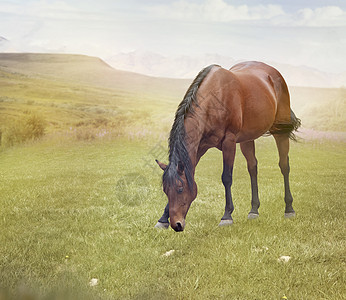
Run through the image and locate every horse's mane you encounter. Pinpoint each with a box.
[163,64,219,191]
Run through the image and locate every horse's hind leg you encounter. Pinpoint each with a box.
[274,134,295,217]
[240,141,260,219]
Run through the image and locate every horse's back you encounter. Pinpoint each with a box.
[231,61,292,125]
[194,62,293,144]
[230,61,281,80]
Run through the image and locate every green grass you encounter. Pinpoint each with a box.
[0,53,345,299]
[0,138,345,299]
[0,67,174,135]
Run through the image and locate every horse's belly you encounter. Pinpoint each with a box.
[236,94,276,142]
[235,131,267,143]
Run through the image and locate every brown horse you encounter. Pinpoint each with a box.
[155,61,301,232]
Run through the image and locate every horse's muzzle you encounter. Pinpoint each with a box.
[172,221,184,232]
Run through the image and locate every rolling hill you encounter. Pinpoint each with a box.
[0,53,192,141]
[0,53,345,146]
[0,53,189,97]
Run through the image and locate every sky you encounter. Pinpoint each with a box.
[0,0,346,73]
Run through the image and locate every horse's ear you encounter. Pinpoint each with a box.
[156,159,167,171]
[177,161,184,175]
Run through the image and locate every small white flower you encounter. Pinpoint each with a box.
[162,250,175,257]
[253,246,269,253]
[89,278,99,287]
[278,255,291,263]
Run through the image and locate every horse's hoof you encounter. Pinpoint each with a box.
[154,222,169,229]
[248,213,259,219]
[284,212,296,218]
[218,219,233,227]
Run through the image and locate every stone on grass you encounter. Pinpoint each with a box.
[89,278,99,287]
[278,255,291,263]
[162,250,175,257]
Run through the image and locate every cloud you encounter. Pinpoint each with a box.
[0,0,104,21]
[0,1,345,73]
[148,0,346,27]
[149,0,284,22]
[296,6,346,27]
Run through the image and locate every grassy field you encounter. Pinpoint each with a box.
[0,54,345,299]
[0,137,345,299]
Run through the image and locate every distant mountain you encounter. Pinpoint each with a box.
[106,51,237,79]
[269,62,346,89]
[0,36,9,52]
[0,36,8,43]
[106,51,346,88]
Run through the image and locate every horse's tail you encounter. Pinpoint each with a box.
[269,109,301,141]
[267,73,301,141]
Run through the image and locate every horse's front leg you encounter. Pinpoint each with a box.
[219,140,236,226]
[154,202,170,229]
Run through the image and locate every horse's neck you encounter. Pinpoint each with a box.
[184,116,208,171]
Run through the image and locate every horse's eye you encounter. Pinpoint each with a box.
[177,187,184,194]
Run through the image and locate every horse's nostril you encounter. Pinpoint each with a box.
[174,222,183,232]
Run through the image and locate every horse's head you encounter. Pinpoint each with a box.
[156,160,197,231]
